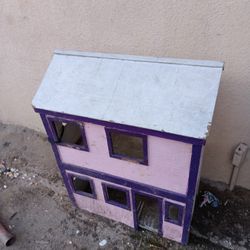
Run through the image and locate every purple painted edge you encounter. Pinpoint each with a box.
[158,197,163,236]
[101,182,131,210]
[67,173,97,199]
[164,201,184,226]
[40,114,77,207]
[131,189,163,236]
[34,108,205,145]
[187,145,203,198]
[131,190,138,230]
[181,144,202,244]
[104,127,148,165]
[181,199,193,245]
[46,115,89,152]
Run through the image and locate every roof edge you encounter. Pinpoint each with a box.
[54,49,224,69]
[33,107,206,146]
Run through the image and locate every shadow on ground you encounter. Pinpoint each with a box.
[0,123,249,249]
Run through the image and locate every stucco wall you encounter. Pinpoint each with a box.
[0,1,250,189]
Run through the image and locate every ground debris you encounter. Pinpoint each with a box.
[36,240,49,244]
[99,239,107,247]
[193,181,250,250]
[9,212,17,220]
[0,160,20,179]
[200,191,220,208]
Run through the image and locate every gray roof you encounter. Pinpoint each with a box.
[32,50,223,139]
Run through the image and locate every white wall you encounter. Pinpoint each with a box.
[0,1,250,188]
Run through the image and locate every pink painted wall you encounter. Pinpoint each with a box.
[58,122,192,194]
[66,170,185,242]
[162,198,185,242]
[66,170,134,228]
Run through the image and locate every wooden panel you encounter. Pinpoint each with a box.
[58,122,192,194]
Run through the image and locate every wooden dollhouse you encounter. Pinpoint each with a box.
[32,50,223,244]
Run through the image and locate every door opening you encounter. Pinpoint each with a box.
[135,193,161,233]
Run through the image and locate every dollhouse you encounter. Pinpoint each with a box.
[32,50,223,244]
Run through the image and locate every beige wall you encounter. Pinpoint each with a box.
[0,1,250,189]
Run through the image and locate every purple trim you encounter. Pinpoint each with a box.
[62,163,187,203]
[46,115,89,152]
[39,114,77,207]
[181,199,193,245]
[164,201,184,226]
[67,173,96,199]
[34,108,205,145]
[105,127,148,165]
[158,197,163,236]
[131,191,138,230]
[101,183,131,210]
[132,190,163,236]
[187,145,202,198]
[181,144,202,244]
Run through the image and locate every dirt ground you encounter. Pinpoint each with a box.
[0,123,249,250]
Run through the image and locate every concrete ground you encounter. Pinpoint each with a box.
[0,123,249,250]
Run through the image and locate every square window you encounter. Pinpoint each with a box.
[165,201,184,226]
[48,117,88,151]
[105,128,148,165]
[70,175,96,198]
[168,205,179,221]
[107,186,127,205]
[53,121,83,145]
[102,183,131,210]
